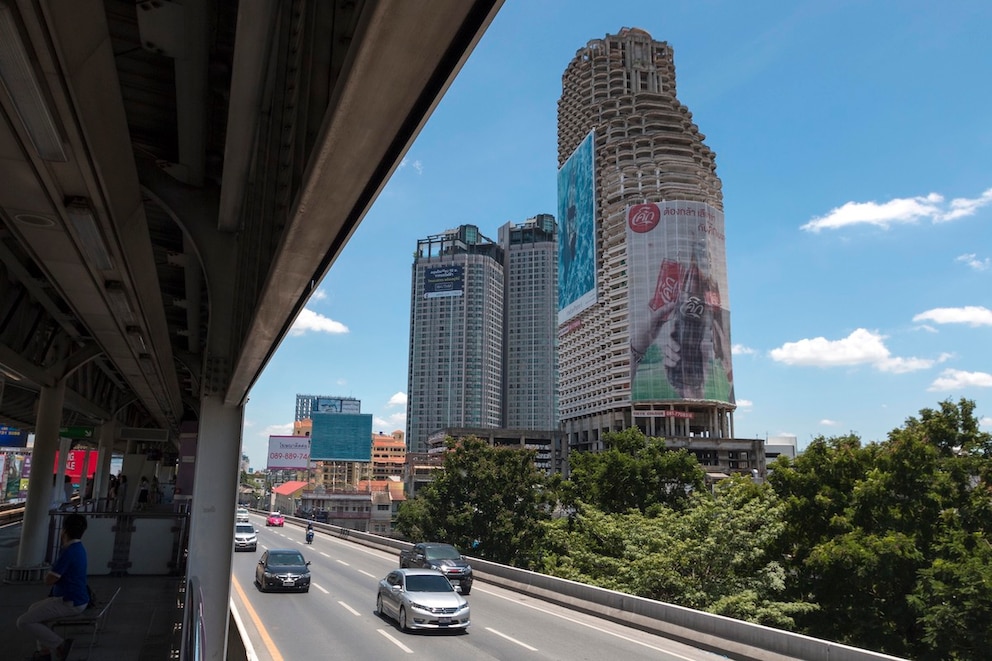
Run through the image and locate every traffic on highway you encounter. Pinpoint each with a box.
[230,512,727,660]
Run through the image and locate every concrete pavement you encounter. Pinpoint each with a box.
[1,523,184,660]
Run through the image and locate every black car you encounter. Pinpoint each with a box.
[255,549,311,593]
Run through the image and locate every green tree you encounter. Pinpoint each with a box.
[540,476,814,628]
[394,436,552,565]
[769,399,992,657]
[566,427,705,514]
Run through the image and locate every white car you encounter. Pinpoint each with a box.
[234,523,257,552]
[375,568,470,632]
[236,507,250,523]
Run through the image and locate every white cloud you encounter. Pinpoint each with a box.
[732,344,756,355]
[769,328,936,373]
[735,399,753,411]
[913,306,992,328]
[800,187,992,232]
[940,188,992,222]
[289,308,349,336]
[412,160,424,175]
[955,253,991,271]
[373,412,406,434]
[980,416,992,430]
[387,392,407,407]
[927,369,992,392]
[820,419,839,426]
[310,289,328,301]
[260,422,293,437]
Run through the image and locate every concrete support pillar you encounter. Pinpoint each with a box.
[17,381,66,566]
[94,421,115,500]
[185,394,242,661]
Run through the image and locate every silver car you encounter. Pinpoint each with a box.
[375,568,470,632]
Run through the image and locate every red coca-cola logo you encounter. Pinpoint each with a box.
[628,203,661,233]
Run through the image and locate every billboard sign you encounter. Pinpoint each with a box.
[424,265,464,299]
[316,398,361,414]
[266,436,310,470]
[0,426,26,447]
[54,450,99,481]
[627,201,734,405]
[310,413,373,462]
[557,130,597,323]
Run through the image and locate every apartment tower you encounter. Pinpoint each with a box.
[498,214,558,431]
[407,225,504,453]
[557,28,737,454]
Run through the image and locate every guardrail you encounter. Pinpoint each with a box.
[281,514,906,661]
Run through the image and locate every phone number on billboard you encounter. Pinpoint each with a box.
[269,452,307,460]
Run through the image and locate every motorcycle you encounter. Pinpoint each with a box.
[305,528,314,544]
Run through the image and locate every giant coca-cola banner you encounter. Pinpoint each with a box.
[626,201,734,404]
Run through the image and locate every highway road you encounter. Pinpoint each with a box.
[230,514,729,661]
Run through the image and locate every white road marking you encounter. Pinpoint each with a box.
[336,559,350,566]
[485,627,538,651]
[477,587,699,659]
[321,552,331,558]
[359,570,376,578]
[377,629,414,653]
[313,583,329,594]
[338,601,361,616]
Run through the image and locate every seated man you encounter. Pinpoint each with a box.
[17,512,89,660]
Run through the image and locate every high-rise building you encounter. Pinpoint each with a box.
[557,28,739,461]
[406,219,560,455]
[406,225,505,453]
[498,214,559,431]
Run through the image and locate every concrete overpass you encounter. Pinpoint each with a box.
[0,0,502,658]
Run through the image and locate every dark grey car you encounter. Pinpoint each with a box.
[255,549,311,593]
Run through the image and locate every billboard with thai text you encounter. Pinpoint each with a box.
[626,201,734,405]
[557,130,597,323]
[424,265,464,299]
[266,436,311,470]
[316,397,361,414]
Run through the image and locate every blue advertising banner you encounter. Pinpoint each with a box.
[557,130,597,323]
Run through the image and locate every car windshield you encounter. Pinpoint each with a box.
[269,512,281,518]
[406,574,454,592]
[424,546,460,561]
[235,525,253,534]
[268,552,304,566]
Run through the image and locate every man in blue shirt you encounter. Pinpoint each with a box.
[17,512,89,660]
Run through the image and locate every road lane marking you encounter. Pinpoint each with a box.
[231,575,284,661]
[338,601,361,616]
[314,583,329,594]
[359,570,377,578]
[378,629,414,653]
[477,587,698,660]
[336,559,350,566]
[321,552,331,558]
[485,627,538,651]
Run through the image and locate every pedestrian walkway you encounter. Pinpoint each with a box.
[1,524,184,660]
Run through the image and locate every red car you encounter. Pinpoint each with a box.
[266,511,285,527]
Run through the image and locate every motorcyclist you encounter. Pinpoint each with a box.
[305,521,314,544]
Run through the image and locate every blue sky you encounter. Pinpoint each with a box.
[241,0,992,469]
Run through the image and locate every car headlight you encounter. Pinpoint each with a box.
[408,600,429,611]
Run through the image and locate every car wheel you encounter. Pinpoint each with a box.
[375,594,384,616]
[399,606,409,632]
[461,587,471,595]
[302,587,309,593]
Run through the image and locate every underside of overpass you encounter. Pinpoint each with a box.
[0,1,502,657]
[0,0,501,448]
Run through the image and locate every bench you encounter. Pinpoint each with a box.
[50,586,122,649]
